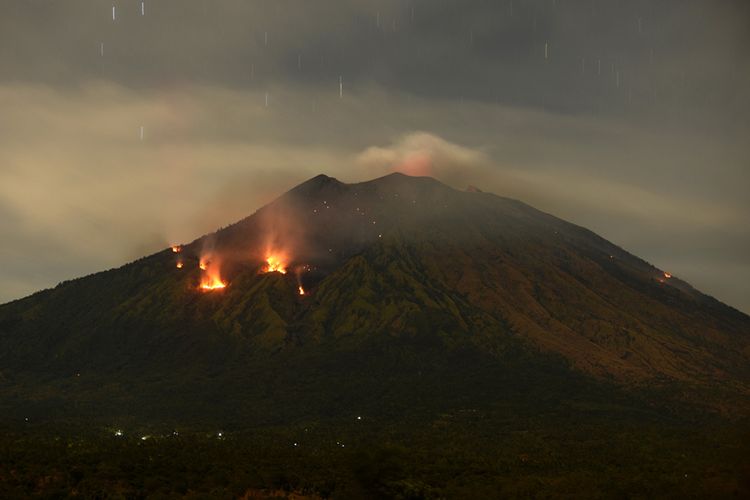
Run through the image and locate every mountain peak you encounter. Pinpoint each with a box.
[302,173,343,187]
[286,173,345,198]
[356,171,454,191]
[285,172,454,201]
[309,173,340,183]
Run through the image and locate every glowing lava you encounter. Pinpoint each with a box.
[262,254,288,274]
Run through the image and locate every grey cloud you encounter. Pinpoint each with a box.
[2,1,748,126]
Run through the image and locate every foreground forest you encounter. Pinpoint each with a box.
[2,408,749,498]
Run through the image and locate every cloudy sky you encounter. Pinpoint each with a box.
[1,0,748,313]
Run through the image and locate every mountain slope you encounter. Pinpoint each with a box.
[0,173,749,423]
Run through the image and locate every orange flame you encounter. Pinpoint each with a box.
[171,245,182,253]
[200,276,227,291]
[176,261,184,269]
[664,272,672,279]
[262,253,288,274]
[199,258,227,291]
[294,264,308,296]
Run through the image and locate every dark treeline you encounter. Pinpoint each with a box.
[1,416,748,499]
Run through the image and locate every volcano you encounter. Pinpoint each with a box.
[1,173,749,426]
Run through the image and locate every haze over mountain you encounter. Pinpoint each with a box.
[1,173,748,426]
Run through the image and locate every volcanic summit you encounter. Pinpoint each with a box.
[1,173,749,424]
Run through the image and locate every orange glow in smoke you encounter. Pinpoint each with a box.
[394,151,433,177]
[262,253,288,274]
[199,259,227,291]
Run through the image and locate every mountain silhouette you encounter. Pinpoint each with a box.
[1,173,748,425]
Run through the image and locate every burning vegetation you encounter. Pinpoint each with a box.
[262,253,288,274]
[198,256,227,291]
[175,201,312,295]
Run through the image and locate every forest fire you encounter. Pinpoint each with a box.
[294,264,309,296]
[200,276,226,291]
[176,261,183,269]
[198,258,226,291]
[664,272,672,279]
[262,254,287,274]
[171,245,181,253]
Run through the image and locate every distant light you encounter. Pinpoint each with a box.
[114,429,123,436]
[356,416,362,420]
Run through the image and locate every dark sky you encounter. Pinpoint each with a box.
[1,0,749,313]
